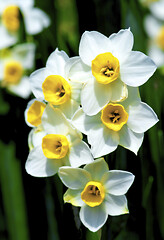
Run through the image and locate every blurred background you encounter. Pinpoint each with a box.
[0,0,164,239]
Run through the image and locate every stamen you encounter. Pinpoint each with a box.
[92,52,120,84]
[108,110,121,123]
[101,103,128,131]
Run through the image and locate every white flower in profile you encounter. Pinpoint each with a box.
[58,158,135,232]
[0,0,50,49]
[68,29,157,116]
[71,87,159,157]
[0,43,35,98]
[144,15,164,67]
[25,104,93,177]
[24,98,46,128]
[30,48,82,119]
[148,0,164,21]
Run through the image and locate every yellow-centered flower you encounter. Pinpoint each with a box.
[81,181,105,207]
[27,101,46,127]
[42,75,71,105]
[101,103,128,131]
[2,5,20,32]
[92,52,120,84]
[42,134,69,159]
[4,61,23,85]
[59,158,135,232]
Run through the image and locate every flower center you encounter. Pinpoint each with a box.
[92,52,120,84]
[101,103,128,131]
[42,75,71,105]
[81,181,105,207]
[42,134,69,159]
[27,101,46,127]
[2,5,20,32]
[4,61,23,85]
[156,26,164,50]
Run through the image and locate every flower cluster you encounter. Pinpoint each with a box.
[25,29,158,232]
[0,0,50,98]
[144,0,164,69]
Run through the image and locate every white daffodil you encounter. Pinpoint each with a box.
[30,48,82,119]
[0,0,50,49]
[144,15,164,67]
[0,43,35,98]
[68,29,156,116]
[148,0,164,21]
[25,104,93,177]
[71,87,159,157]
[59,158,134,232]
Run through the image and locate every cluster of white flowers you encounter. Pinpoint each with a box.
[25,29,158,232]
[0,0,50,98]
[144,0,164,68]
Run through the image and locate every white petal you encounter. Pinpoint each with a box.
[30,68,46,99]
[119,125,144,155]
[148,44,164,67]
[46,48,69,77]
[79,204,108,232]
[64,189,84,207]
[7,76,31,99]
[102,170,134,195]
[121,86,141,109]
[24,8,50,35]
[28,128,46,150]
[149,1,164,21]
[84,158,109,181]
[25,145,60,177]
[110,79,128,102]
[88,126,119,158]
[109,29,134,63]
[65,56,80,79]
[12,43,35,69]
[68,58,92,83]
[55,99,80,120]
[81,78,112,116]
[58,167,91,189]
[69,140,94,168]
[41,105,74,136]
[71,108,102,135]
[120,51,157,87]
[14,0,34,10]
[0,25,17,49]
[79,31,112,66]
[104,194,129,216]
[144,15,161,38]
[127,101,159,133]
[69,81,82,103]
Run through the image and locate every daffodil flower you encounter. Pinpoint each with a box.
[0,43,35,98]
[71,87,159,157]
[149,0,164,21]
[30,48,82,119]
[0,0,50,49]
[144,15,164,67]
[25,104,93,177]
[58,158,135,232]
[68,29,156,115]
